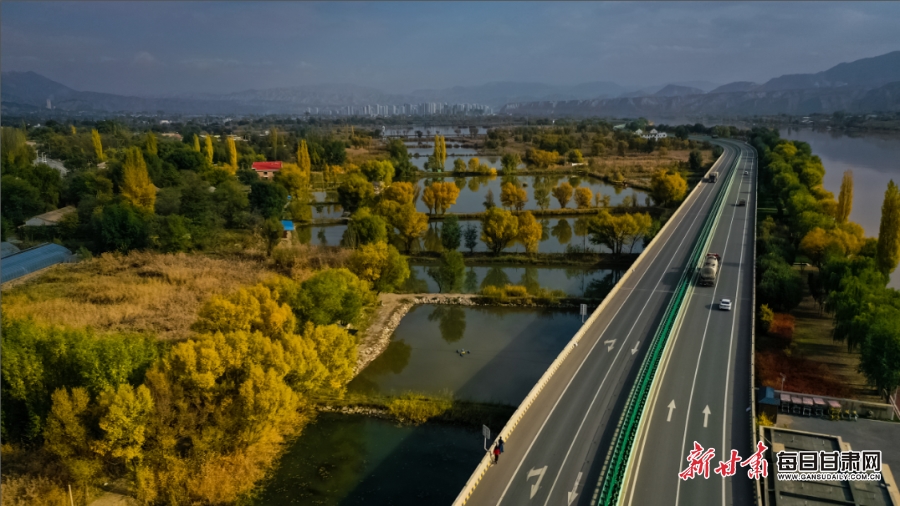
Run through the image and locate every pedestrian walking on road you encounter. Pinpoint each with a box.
[498,437,505,454]
[493,444,501,464]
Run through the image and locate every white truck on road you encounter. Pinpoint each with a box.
[699,253,720,286]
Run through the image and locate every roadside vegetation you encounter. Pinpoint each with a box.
[751,128,900,402]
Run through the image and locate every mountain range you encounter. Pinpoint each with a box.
[3,51,899,117]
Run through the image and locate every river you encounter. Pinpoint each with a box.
[783,129,900,288]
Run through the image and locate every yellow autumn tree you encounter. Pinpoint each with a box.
[836,169,853,224]
[421,182,460,215]
[92,129,105,162]
[225,136,238,174]
[297,140,311,178]
[277,163,308,197]
[121,147,156,212]
[552,182,574,208]
[500,182,528,211]
[146,132,158,157]
[574,187,593,209]
[382,182,416,205]
[481,207,519,255]
[517,211,543,253]
[204,135,214,165]
[193,134,201,152]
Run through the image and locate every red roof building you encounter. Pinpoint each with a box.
[252,161,282,180]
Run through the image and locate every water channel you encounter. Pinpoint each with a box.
[308,174,645,219]
[297,218,645,255]
[402,264,622,298]
[783,129,900,288]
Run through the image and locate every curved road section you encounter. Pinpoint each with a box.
[459,140,753,506]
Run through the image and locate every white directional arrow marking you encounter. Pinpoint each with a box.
[527,466,547,499]
[702,405,711,428]
[604,339,616,352]
[667,400,676,422]
[631,341,640,355]
[567,472,582,505]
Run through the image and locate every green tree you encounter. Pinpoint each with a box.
[0,176,44,226]
[836,169,854,224]
[481,207,518,255]
[262,217,283,256]
[249,181,289,219]
[337,174,374,213]
[121,147,156,212]
[688,150,703,172]
[153,214,192,252]
[757,255,804,312]
[95,202,149,252]
[441,215,461,251]
[427,250,465,293]
[453,158,467,173]
[347,207,388,247]
[859,309,900,400]
[501,152,521,173]
[297,268,372,325]
[463,223,478,253]
[360,159,396,185]
[876,180,900,275]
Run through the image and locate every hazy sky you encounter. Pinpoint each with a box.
[3,2,899,96]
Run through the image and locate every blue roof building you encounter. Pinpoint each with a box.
[1,243,75,284]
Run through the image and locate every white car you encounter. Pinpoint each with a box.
[719,298,732,311]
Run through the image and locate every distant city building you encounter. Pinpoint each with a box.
[252,161,282,180]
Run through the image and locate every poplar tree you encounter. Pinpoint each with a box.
[193,134,201,152]
[297,140,311,177]
[876,179,900,274]
[121,147,156,212]
[837,169,854,224]
[91,129,105,162]
[145,132,158,157]
[204,135,214,165]
[226,136,238,174]
[433,135,444,171]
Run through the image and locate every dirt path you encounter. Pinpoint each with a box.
[355,293,478,374]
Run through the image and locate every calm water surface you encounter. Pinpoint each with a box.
[784,129,900,288]
[252,413,482,506]
[348,305,583,405]
[403,264,622,298]
[297,219,644,255]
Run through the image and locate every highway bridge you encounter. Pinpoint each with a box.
[455,139,757,506]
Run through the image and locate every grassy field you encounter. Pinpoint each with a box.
[1,251,279,340]
[756,266,882,403]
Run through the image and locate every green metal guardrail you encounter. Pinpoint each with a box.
[597,148,742,505]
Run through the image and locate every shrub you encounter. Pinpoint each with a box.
[758,304,774,334]
[769,313,795,340]
[504,285,528,297]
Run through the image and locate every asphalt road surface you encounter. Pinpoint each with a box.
[463,140,751,506]
[621,139,756,506]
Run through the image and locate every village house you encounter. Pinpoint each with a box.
[253,161,282,180]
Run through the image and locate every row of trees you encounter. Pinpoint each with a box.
[751,128,900,399]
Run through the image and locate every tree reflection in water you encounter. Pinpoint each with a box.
[427,305,467,343]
